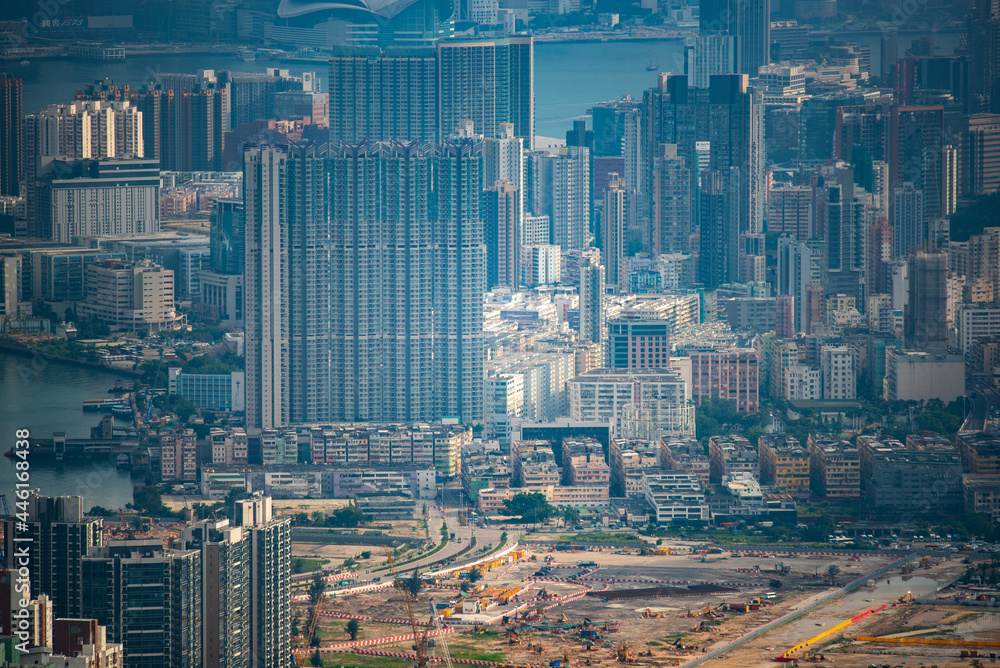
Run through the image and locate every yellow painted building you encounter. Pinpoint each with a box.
[758,434,810,498]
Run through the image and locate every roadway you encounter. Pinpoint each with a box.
[314,480,506,582]
[962,379,1000,433]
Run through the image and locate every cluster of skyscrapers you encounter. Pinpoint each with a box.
[1,494,290,668]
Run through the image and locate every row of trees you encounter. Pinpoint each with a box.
[498,492,584,526]
[289,506,373,528]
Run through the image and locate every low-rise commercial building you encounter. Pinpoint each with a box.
[884,349,965,403]
[201,468,250,500]
[254,471,324,499]
[958,432,1000,474]
[302,424,470,477]
[807,435,860,499]
[354,495,416,520]
[856,433,962,514]
[708,435,758,483]
[567,367,694,438]
[476,483,609,511]
[710,472,797,523]
[77,259,180,333]
[561,437,610,487]
[168,368,245,412]
[963,474,1000,519]
[685,346,759,412]
[159,428,197,482]
[642,472,709,524]
[820,345,856,400]
[957,304,1000,353]
[611,438,662,498]
[326,468,436,499]
[462,450,511,501]
[757,434,810,498]
[209,427,248,464]
[511,440,561,487]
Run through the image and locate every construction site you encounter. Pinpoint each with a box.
[291,543,1000,668]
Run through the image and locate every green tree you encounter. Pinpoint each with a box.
[404,569,422,598]
[324,505,372,527]
[132,485,183,519]
[825,565,841,582]
[802,516,836,542]
[310,648,322,666]
[346,618,360,640]
[309,572,326,604]
[561,506,581,525]
[501,492,554,523]
[222,487,252,522]
[468,569,482,584]
[359,551,372,559]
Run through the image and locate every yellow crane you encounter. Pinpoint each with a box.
[296,577,327,666]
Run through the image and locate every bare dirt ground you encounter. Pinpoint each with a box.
[272,499,354,514]
[294,543,379,561]
[297,547,999,668]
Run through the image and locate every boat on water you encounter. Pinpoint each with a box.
[112,405,133,417]
[83,398,128,412]
[237,46,256,62]
[20,60,30,66]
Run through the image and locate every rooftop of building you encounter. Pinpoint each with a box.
[758,433,805,453]
[889,350,966,363]
[958,432,1000,456]
[570,367,687,381]
[808,434,858,452]
[709,435,753,448]
[962,474,1000,492]
[788,399,863,412]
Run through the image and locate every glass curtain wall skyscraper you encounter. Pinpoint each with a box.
[699,0,770,77]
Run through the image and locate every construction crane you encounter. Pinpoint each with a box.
[382,545,454,668]
[304,582,325,654]
[430,611,455,668]
[294,575,328,667]
[384,545,429,668]
[143,352,164,425]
